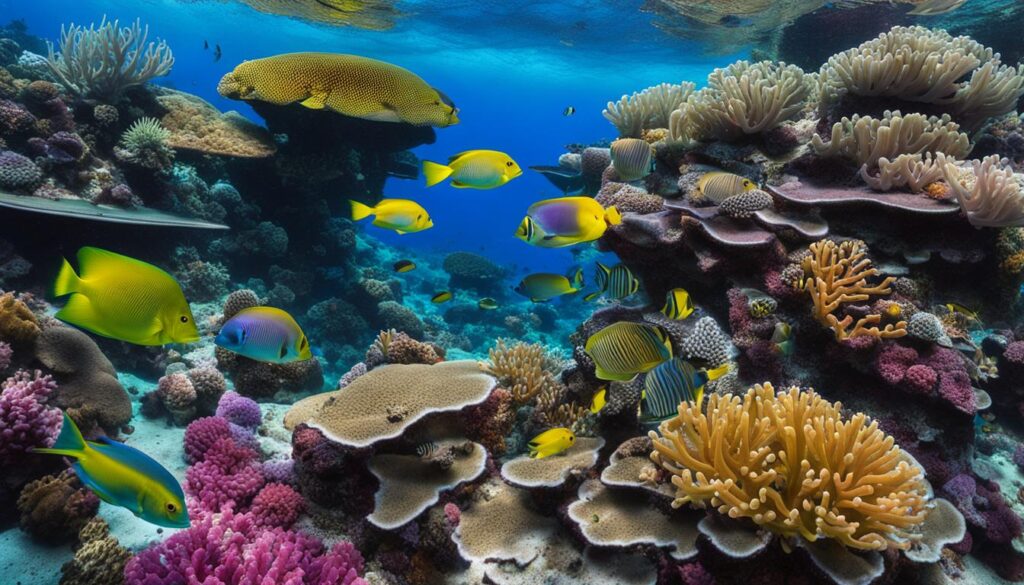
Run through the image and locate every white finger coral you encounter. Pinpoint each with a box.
[604,82,695,138]
[811,110,971,169]
[942,154,1024,227]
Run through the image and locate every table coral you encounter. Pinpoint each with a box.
[650,382,931,551]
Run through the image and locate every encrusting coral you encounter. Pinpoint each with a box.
[801,239,907,341]
[649,382,932,551]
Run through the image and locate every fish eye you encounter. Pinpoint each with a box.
[166,502,177,513]
[434,100,441,106]
[417,214,423,220]
[506,161,514,167]
[179,316,189,323]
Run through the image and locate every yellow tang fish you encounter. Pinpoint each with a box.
[589,387,607,414]
[585,321,673,381]
[528,427,576,459]
[34,412,189,528]
[515,196,622,248]
[350,199,433,234]
[432,291,453,303]
[945,302,978,320]
[217,52,459,127]
[423,150,522,189]
[662,288,694,320]
[695,172,756,204]
[53,247,199,346]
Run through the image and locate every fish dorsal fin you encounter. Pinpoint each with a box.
[447,150,480,163]
[77,247,169,281]
[91,436,180,494]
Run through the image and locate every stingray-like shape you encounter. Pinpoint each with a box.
[0,192,229,229]
[500,437,604,488]
[529,165,586,195]
[766,182,960,216]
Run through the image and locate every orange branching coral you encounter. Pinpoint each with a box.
[535,383,587,429]
[0,292,39,344]
[481,339,561,405]
[801,239,907,341]
[649,383,931,551]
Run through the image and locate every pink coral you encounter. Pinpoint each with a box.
[443,503,460,527]
[1004,341,1024,366]
[216,391,262,429]
[903,364,937,394]
[156,373,196,424]
[184,416,232,464]
[938,371,975,414]
[250,483,305,528]
[124,509,368,585]
[0,370,61,465]
[0,341,11,371]
[875,343,918,385]
[185,437,264,514]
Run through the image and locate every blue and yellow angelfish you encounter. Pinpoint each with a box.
[33,413,189,528]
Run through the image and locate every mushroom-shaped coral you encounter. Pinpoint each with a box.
[452,482,558,565]
[283,361,496,448]
[500,437,604,488]
[649,382,931,551]
[367,440,486,530]
[600,438,674,498]
[567,479,699,560]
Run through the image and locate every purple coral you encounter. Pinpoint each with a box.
[185,437,264,514]
[124,509,367,585]
[943,474,1023,545]
[0,99,35,134]
[0,370,61,465]
[216,391,262,429]
[183,416,232,464]
[250,482,305,528]
[0,341,11,371]
[0,150,42,190]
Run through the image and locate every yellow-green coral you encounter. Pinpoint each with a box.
[649,382,930,551]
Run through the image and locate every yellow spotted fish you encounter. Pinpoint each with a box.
[662,288,694,320]
[217,52,459,127]
[33,412,189,528]
[350,199,433,234]
[695,172,757,204]
[585,321,673,381]
[527,427,576,459]
[610,138,653,182]
[515,197,622,248]
[423,150,522,189]
[53,247,199,346]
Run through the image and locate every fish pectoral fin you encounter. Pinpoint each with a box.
[394,229,407,235]
[300,90,329,109]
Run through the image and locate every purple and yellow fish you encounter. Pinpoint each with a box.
[215,306,312,363]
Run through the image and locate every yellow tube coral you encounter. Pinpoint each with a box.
[649,383,930,551]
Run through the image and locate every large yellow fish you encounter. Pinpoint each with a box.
[350,199,433,234]
[527,427,576,459]
[217,52,459,127]
[585,321,673,381]
[34,412,189,528]
[422,150,522,189]
[515,197,622,248]
[53,247,199,346]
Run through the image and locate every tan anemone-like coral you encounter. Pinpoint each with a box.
[811,110,971,169]
[649,382,931,551]
[860,153,945,193]
[603,82,696,138]
[942,154,1024,228]
[155,89,276,158]
[820,26,1024,130]
[802,239,907,341]
[669,60,812,143]
[481,339,562,405]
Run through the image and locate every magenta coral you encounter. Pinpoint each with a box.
[937,370,975,414]
[0,341,11,371]
[216,391,262,429]
[185,437,264,515]
[250,483,305,529]
[1004,340,1024,365]
[184,416,232,464]
[875,342,918,385]
[124,509,368,585]
[0,370,61,465]
[943,474,1023,545]
[903,364,937,394]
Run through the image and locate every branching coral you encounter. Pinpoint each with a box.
[669,60,812,143]
[801,239,907,341]
[649,382,931,551]
[481,339,562,405]
[860,153,945,193]
[942,154,1024,227]
[820,26,1024,130]
[46,17,174,100]
[811,111,971,169]
[604,82,696,138]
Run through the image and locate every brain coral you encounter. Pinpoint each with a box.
[650,382,931,551]
[0,150,42,191]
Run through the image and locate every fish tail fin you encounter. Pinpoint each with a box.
[350,200,374,221]
[422,161,454,187]
[583,292,600,302]
[52,257,82,298]
[572,267,584,289]
[595,262,611,291]
[706,363,730,381]
[694,385,705,411]
[604,206,622,226]
[32,412,87,459]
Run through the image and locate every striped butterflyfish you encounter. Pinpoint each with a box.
[585,262,639,302]
[695,172,756,204]
[639,358,729,423]
[584,321,673,381]
[661,288,694,320]
[610,138,654,182]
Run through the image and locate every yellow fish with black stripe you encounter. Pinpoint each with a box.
[53,247,199,346]
[423,150,522,189]
[585,262,639,301]
[584,321,673,381]
[527,427,576,459]
[350,199,433,234]
[661,288,694,320]
[33,412,189,528]
[695,172,756,204]
[639,358,729,423]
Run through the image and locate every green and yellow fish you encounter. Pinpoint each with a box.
[585,262,639,301]
[639,358,729,423]
[215,306,312,364]
[945,302,978,320]
[527,427,576,459]
[33,412,189,528]
[53,247,199,346]
[478,297,499,310]
[217,52,459,127]
[423,150,522,189]
[589,387,607,414]
[515,197,622,248]
[432,291,454,303]
[695,172,757,204]
[662,288,694,320]
[350,199,433,234]
[394,260,416,273]
[584,321,673,381]
[514,270,583,302]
